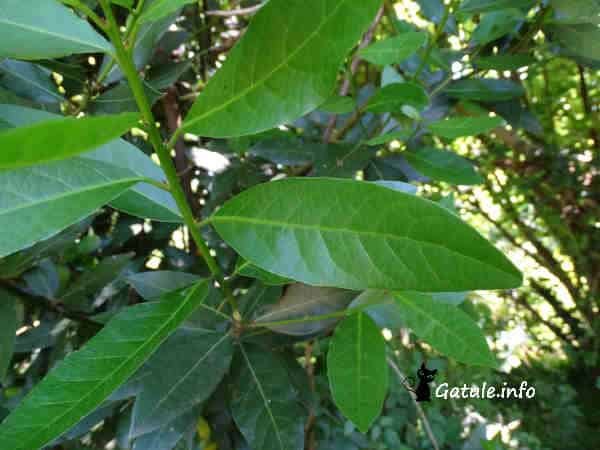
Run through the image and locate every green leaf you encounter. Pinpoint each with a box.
[211,178,522,291]
[459,0,535,14]
[403,148,484,185]
[132,406,201,450]
[127,271,200,300]
[0,105,180,222]
[232,344,307,450]
[138,0,196,23]
[0,59,63,104]
[235,259,290,286]
[393,291,496,367]
[473,54,535,70]
[365,82,429,113]
[367,130,412,146]
[0,288,17,381]
[327,312,388,433]
[255,283,356,336]
[550,0,600,24]
[444,79,525,102]
[358,32,427,66]
[319,95,356,114]
[0,158,143,257]
[428,116,503,139]
[471,10,523,45]
[61,254,133,311]
[131,328,233,436]
[0,281,210,450]
[0,0,112,60]
[0,112,139,169]
[181,0,382,137]
[547,24,600,62]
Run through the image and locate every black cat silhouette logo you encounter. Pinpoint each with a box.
[415,362,437,402]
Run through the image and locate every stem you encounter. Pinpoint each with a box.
[98,0,238,313]
[412,0,453,80]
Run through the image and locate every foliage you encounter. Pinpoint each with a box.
[0,1,597,450]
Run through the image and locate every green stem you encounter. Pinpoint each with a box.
[412,0,453,80]
[98,0,238,313]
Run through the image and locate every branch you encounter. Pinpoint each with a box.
[322,6,384,142]
[387,358,440,450]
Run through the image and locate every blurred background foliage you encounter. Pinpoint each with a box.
[0,0,598,449]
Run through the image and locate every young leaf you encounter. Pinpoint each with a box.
[471,10,523,46]
[210,178,522,292]
[0,289,17,382]
[130,329,234,436]
[255,283,357,336]
[139,0,196,23]
[181,0,382,137]
[127,271,200,300]
[0,158,143,257]
[232,344,307,450]
[428,116,503,139]
[0,281,210,450]
[403,147,484,185]
[393,291,497,367]
[0,0,112,60]
[365,82,429,113]
[358,32,427,66]
[0,112,139,169]
[444,79,525,102]
[0,105,180,222]
[327,312,388,433]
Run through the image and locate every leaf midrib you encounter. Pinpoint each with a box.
[211,215,516,280]
[0,18,111,54]
[9,283,205,450]
[182,0,350,131]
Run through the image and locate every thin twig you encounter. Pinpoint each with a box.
[204,4,262,17]
[387,357,440,450]
[322,6,385,142]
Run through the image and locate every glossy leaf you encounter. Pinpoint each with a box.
[428,116,503,139]
[367,130,412,146]
[235,259,290,286]
[459,0,535,14]
[182,0,382,137]
[255,283,356,336]
[139,0,196,23]
[211,178,522,291]
[0,0,112,59]
[0,158,143,257]
[319,95,356,114]
[232,344,307,450]
[365,82,429,113]
[550,0,600,25]
[358,32,427,66]
[0,281,210,450]
[445,79,525,102]
[547,24,600,62]
[403,148,484,185]
[393,291,496,367]
[0,289,17,381]
[0,105,181,222]
[471,10,523,45]
[0,59,63,104]
[131,328,233,436]
[61,254,133,311]
[474,54,535,70]
[327,312,388,432]
[132,407,200,450]
[127,271,200,300]
[0,112,139,169]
